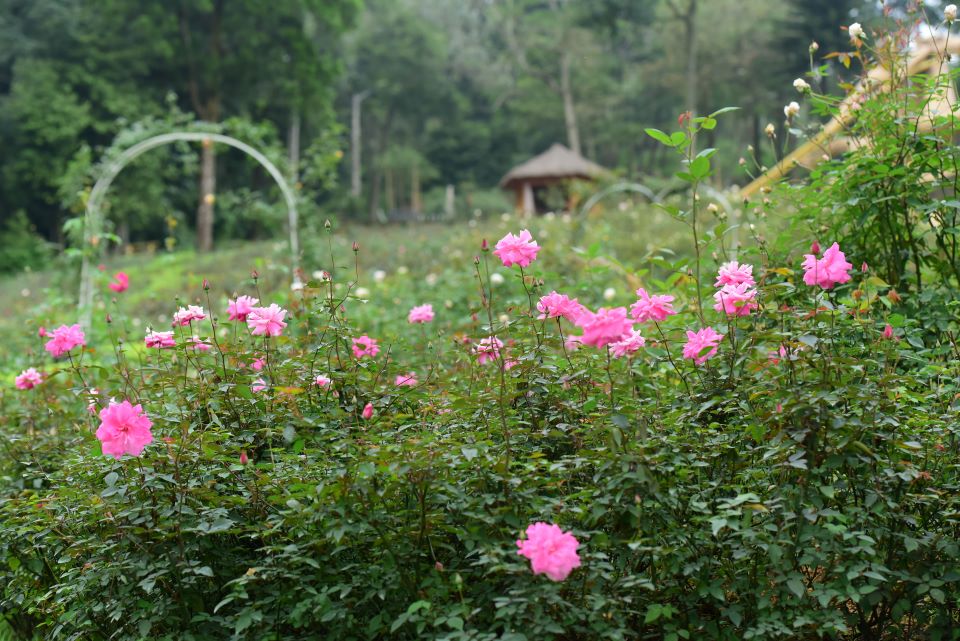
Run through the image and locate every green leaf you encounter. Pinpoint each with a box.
[786,577,805,598]
[709,106,740,118]
[644,128,673,146]
[689,156,711,179]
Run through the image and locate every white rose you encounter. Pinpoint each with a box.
[848,22,864,41]
[784,101,800,119]
[946,4,957,22]
[793,78,810,93]
[764,123,776,137]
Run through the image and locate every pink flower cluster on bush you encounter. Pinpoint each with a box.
[44,324,85,358]
[15,368,43,390]
[516,522,582,581]
[802,242,853,290]
[95,400,153,459]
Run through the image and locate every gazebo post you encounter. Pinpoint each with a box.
[521,183,535,215]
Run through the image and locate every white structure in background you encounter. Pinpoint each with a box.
[78,132,301,323]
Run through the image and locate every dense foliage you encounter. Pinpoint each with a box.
[2,101,959,639]
[0,0,889,265]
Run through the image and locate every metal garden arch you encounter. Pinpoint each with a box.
[78,132,301,322]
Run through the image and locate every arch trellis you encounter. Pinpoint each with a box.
[78,132,301,321]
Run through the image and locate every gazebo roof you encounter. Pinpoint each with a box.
[499,143,606,189]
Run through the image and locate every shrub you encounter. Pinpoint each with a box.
[0,212,52,275]
[2,110,959,641]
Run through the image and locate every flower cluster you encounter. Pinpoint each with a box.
[516,522,581,582]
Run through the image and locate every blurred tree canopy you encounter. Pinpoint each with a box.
[0,0,887,255]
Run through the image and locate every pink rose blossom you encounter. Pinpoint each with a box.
[251,378,268,392]
[574,307,634,348]
[395,372,418,386]
[475,336,504,365]
[609,329,646,358]
[250,357,265,371]
[493,229,541,268]
[769,344,788,364]
[714,261,755,287]
[516,522,582,582]
[408,304,435,324]
[228,295,260,322]
[630,288,677,323]
[173,305,206,326]
[315,375,332,388]
[537,291,586,321]
[145,330,176,349]
[352,335,380,358]
[95,400,153,459]
[503,358,520,371]
[361,402,374,420]
[247,304,288,337]
[682,327,724,365]
[190,336,212,352]
[713,283,758,317]
[44,324,86,358]
[15,368,43,390]
[802,242,853,290]
[108,271,129,293]
[564,334,583,352]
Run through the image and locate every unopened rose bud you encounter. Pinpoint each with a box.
[352,241,359,252]
[481,238,489,252]
[882,323,894,339]
[474,255,480,265]
[888,289,902,303]
[739,157,746,166]
[810,241,821,254]
[946,4,957,23]
[809,41,819,53]
[240,450,249,465]
[251,270,259,280]
[105,313,112,324]
[765,123,776,137]
[202,278,210,290]
[324,219,332,230]
[861,262,868,273]
[707,203,719,214]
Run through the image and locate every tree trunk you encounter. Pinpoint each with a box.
[351,92,369,198]
[411,165,421,217]
[560,52,581,154]
[197,139,216,253]
[288,109,301,182]
[684,0,698,120]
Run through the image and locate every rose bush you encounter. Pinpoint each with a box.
[3,26,960,637]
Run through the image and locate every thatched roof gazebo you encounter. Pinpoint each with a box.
[499,143,606,214]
